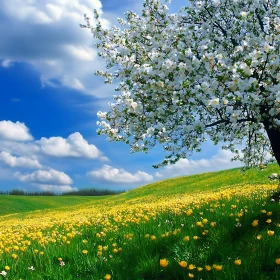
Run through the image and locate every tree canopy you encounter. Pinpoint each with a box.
[82,0,280,168]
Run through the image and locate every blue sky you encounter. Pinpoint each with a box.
[0,0,241,193]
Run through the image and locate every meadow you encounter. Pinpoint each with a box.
[1,164,280,279]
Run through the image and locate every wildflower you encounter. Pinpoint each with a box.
[188,264,196,270]
[28,266,35,270]
[178,261,187,268]
[4,267,9,271]
[113,249,118,254]
[160,258,169,267]
[188,273,194,278]
[267,230,274,236]
[104,274,111,280]
[150,235,156,240]
[60,261,65,267]
[82,250,88,254]
[196,221,203,227]
[205,265,211,271]
[58,258,62,262]
[11,254,18,259]
[39,252,44,255]
[186,209,193,216]
[213,264,223,271]
[234,259,241,265]
[193,236,199,240]
[0,271,7,276]
[210,222,216,227]
[82,239,88,243]
[197,267,203,271]
[202,218,208,224]
[252,220,258,227]
[267,212,272,216]
[34,250,38,254]
[183,236,190,242]
[266,219,272,224]
[256,234,262,240]
[276,259,280,265]
[145,234,150,238]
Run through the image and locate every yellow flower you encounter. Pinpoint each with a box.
[256,234,262,240]
[267,212,272,216]
[183,236,190,242]
[276,259,280,265]
[150,235,156,241]
[252,220,258,227]
[34,249,38,254]
[188,273,194,278]
[113,249,118,254]
[210,222,216,228]
[196,221,203,227]
[202,218,208,224]
[205,265,211,271]
[178,261,187,268]
[266,219,272,224]
[4,266,10,271]
[234,259,241,265]
[197,267,203,271]
[267,230,274,236]
[188,264,196,270]
[39,252,44,255]
[58,258,62,262]
[160,258,168,267]
[213,264,223,271]
[186,209,193,216]
[12,254,18,259]
[145,234,150,238]
[104,274,111,280]
[82,250,88,254]
[193,236,199,240]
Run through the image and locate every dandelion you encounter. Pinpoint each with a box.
[266,219,272,224]
[160,258,169,267]
[58,258,62,262]
[104,274,111,280]
[252,220,258,227]
[193,236,199,240]
[256,234,262,240]
[4,267,9,271]
[188,264,196,270]
[11,254,17,259]
[150,235,156,240]
[178,261,187,268]
[82,250,88,254]
[234,259,241,265]
[197,267,203,271]
[210,222,216,227]
[276,259,280,265]
[205,265,211,271]
[183,236,190,242]
[188,273,194,278]
[267,212,272,216]
[267,230,274,236]
[213,264,223,271]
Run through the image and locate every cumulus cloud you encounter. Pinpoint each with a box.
[0,151,42,169]
[15,168,73,185]
[0,120,33,141]
[37,132,107,160]
[0,0,112,98]
[87,165,153,184]
[34,184,77,193]
[155,149,242,179]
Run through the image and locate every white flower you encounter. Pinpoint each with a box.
[0,271,7,276]
[60,261,65,267]
[28,266,35,271]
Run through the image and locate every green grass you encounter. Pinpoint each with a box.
[0,195,106,216]
[1,164,280,280]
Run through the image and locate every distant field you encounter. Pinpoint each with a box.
[0,195,106,216]
[1,164,279,216]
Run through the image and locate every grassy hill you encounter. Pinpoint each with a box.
[1,164,280,280]
[1,164,279,217]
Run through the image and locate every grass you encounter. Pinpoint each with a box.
[0,164,280,279]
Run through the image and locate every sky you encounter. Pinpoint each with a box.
[0,0,242,193]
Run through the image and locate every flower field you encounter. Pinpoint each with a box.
[1,166,280,279]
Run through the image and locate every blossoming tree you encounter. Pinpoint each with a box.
[82,0,280,168]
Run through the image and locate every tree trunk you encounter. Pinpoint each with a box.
[263,123,280,166]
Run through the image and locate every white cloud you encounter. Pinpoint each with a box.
[0,0,111,99]
[37,132,107,160]
[15,168,73,185]
[0,151,42,169]
[0,120,33,141]
[155,149,242,179]
[87,165,153,184]
[34,184,77,193]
